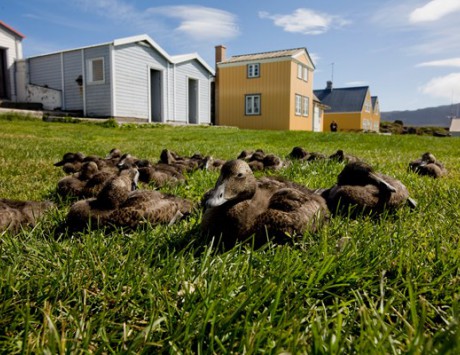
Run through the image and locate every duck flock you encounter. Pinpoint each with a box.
[0,147,448,248]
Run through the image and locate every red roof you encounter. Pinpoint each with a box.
[0,21,25,39]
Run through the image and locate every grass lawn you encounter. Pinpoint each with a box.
[1,113,459,353]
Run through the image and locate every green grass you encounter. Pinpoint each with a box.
[1,113,459,353]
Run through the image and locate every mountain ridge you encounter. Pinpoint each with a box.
[381,102,459,127]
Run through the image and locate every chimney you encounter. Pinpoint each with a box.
[215,45,227,66]
[326,81,333,91]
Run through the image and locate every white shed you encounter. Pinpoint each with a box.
[449,117,460,137]
[0,21,24,101]
[18,34,215,124]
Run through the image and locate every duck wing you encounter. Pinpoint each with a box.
[254,188,329,245]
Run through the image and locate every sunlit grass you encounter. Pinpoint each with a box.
[0,113,459,353]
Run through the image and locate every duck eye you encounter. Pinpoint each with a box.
[237,173,244,178]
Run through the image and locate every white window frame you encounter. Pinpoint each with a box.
[297,64,303,79]
[87,57,105,85]
[247,63,260,78]
[303,67,308,81]
[245,94,261,115]
[302,96,309,116]
[295,94,302,116]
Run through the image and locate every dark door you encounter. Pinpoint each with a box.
[150,69,162,122]
[0,49,8,99]
[188,78,198,124]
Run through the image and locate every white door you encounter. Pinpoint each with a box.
[313,106,321,132]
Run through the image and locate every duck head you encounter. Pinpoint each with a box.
[337,162,396,193]
[421,152,436,165]
[106,148,122,159]
[205,160,257,208]
[54,152,84,166]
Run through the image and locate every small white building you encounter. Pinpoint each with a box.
[0,21,25,101]
[449,117,460,137]
[16,34,215,124]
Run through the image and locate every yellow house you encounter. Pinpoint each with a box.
[314,82,380,132]
[215,45,323,131]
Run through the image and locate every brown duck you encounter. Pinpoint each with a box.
[54,152,85,174]
[320,161,416,217]
[66,168,192,231]
[409,152,447,178]
[0,198,54,233]
[201,160,329,248]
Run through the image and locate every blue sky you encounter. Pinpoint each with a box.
[2,0,460,112]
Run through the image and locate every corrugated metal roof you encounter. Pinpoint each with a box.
[314,86,369,112]
[221,48,306,64]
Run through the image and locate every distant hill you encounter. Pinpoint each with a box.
[381,103,459,127]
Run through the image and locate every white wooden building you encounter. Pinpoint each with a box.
[0,21,25,101]
[16,34,215,124]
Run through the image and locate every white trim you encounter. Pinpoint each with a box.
[86,57,105,85]
[173,64,176,121]
[110,44,116,117]
[166,62,170,122]
[147,64,165,123]
[219,56,293,69]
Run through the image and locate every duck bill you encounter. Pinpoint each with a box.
[205,183,228,208]
[369,173,396,192]
[54,160,65,166]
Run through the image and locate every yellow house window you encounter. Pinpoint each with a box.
[295,94,302,116]
[297,64,308,81]
[245,94,261,115]
[297,64,303,79]
[302,96,309,116]
[247,63,260,78]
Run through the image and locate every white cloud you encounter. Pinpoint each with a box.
[419,73,460,100]
[147,6,239,41]
[73,0,239,42]
[417,58,460,67]
[409,0,460,23]
[259,8,350,35]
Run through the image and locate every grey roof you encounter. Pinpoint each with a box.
[371,96,378,109]
[314,86,369,113]
[220,47,315,68]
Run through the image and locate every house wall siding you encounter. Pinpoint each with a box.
[114,42,169,120]
[62,51,83,110]
[0,27,22,99]
[218,60,292,130]
[29,54,62,90]
[323,112,362,132]
[174,60,211,124]
[84,46,111,116]
[289,59,313,131]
